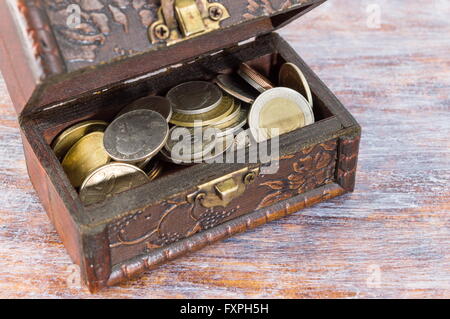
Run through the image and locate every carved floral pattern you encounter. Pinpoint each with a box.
[43,0,158,63]
[109,198,239,258]
[39,0,311,66]
[108,139,338,265]
[244,0,306,19]
[257,141,337,209]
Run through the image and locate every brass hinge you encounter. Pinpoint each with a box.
[187,167,260,208]
[149,0,230,46]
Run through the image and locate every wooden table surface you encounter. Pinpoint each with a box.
[0,0,449,299]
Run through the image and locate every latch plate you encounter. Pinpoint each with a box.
[149,0,230,46]
[187,167,260,208]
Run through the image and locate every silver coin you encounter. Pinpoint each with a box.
[104,109,169,163]
[116,96,173,121]
[161,133,234,164]
[249,87,314,143]
[164,126,218,161]
[167,81,223,115]
[215,74,259,104]
[79,163,149,205]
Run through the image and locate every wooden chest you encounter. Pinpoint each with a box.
[0,0,360,292]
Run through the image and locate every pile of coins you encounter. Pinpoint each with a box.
[52,61,314,205]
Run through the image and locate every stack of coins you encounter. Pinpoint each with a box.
[52,96,172,205]
[163,80,247,163]
[52,61,314,205]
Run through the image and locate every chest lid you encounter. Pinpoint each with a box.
[0,0,325,115]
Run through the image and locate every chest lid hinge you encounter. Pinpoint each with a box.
[149,0,230,46]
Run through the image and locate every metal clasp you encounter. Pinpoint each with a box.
[187,167,260,208]
[149,0,230,46]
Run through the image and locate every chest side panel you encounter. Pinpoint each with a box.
[108,138,338,266]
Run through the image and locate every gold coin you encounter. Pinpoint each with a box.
[51,120,108,161]
[62,132,111,188]
[145,160,164,181]
[211,100,241,128]
[279,62,314,107]
[169,95,235,127]
[214,108,248,137]
[79,163,149,205]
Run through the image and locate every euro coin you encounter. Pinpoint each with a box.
[169,95,235,127]
[279,62,313,108]
[62,131,111,188]
[215,74,259,104]
[116,96,173,121]
[52,120,108,161]
[79,163,149,205]
[104,109,169,163]
[166,81,223,115]
[249,87,314,143]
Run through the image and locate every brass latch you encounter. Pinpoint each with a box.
[149,0,230,46]
[187,167,260,208]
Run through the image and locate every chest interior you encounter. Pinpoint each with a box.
[22,33,337,212]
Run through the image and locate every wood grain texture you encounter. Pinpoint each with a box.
[0,0,449,298]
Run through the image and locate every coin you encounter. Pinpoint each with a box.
[134,156,153,169]
[214,108,248,137]
[201,134,235,163]
[166,81,223,115]
[52,120,108,161]
[215,74,259,104]
[162,133,234,164]
[79,163,149,205]
[61,132,111,188]
[169,95,235,127]
[279,62,313,107]
[144,160,164,181]
[211,99,241,128]
[165,126,218,161]
[249,87,314,143]
[104,109,169,163]
[116,96,173,121]
[238,63,274,93]
[237,69,267,93]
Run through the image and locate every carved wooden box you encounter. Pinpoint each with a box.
[0,0,360,292]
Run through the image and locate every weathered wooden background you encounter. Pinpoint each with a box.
[0,0,449,298]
